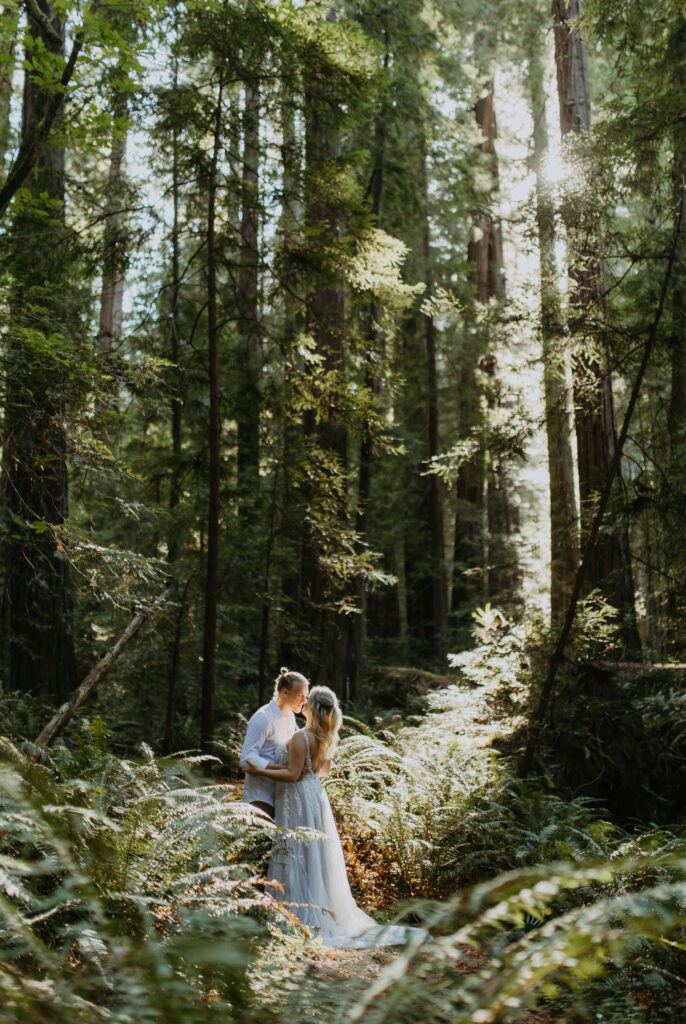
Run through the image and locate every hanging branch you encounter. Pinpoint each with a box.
[35,586,174,748]
[0,0,101,220]
[519,200,683,777]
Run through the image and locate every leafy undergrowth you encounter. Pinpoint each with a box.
[3,613,686,1022]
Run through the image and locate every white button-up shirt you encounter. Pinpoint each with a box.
[239,699,296,807]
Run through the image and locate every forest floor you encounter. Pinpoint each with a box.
[251,939,555,1023]
[221,659,560,1022]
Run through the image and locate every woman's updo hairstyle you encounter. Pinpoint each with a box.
[306,685,343,760]
[273,666,309,697]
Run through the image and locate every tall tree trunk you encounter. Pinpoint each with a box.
[200,66,224,753]
[402,138,447,661]
[300,6,350,695]
[2,6,77,701]
[168,65,183,567]
[235,80,260,516]
[274,65,304,672]
[0,3,18,169]
[467,81,505,305]
[552,0,640,648]
[164,47,184,753]
[527,28,579,622]
[423,190,448,655]
[98,74,127,354]
[0,2,89,220]
[453,77,496,616]
[351,43,388,700]
[668,18,686,450]
[458,75,519,610]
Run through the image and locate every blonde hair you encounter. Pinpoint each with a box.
[272,666,309,699]
[306,686,342,760]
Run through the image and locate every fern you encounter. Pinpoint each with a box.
[0,737,280,1023]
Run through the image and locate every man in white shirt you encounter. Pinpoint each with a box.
[240,667,309,818]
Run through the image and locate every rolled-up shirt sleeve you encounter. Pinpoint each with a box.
[240,711,272,771]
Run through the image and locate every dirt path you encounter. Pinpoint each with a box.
[251,936,555,1023]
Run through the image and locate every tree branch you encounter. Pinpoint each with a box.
[24,0,62,50]
[35,586,175,748]
[0,0,100,219]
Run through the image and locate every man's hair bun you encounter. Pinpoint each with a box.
[274,667,309,694]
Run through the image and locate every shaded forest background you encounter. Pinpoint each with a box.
[2,0,686,1020]
[3,0,686,752]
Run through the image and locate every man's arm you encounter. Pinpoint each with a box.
[239,712,272,771]
[245,732,307,783]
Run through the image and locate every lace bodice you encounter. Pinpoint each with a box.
[275,730,315,777]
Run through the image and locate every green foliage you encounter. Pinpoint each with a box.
[342,841,686,1024]
[0,735,279,1023]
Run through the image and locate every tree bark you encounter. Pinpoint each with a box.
[0,3,18,169]
[527,26,579,622]
[459,75,519,609]
[424,203,448,655]
[551,0,591,135]
[0,0,98,219]
[273,59,304,673]
[235,80,261,516]
[552,0,640,648]
[164,578,189,755]
[467,82,505,305]
[163,42,185,754]
[200,66,225,753]
[2,5,76,701]
[668,18,686,449]
[37,587,174,748]
[402,142,447,661]
[351,42,389,701]
[98,73,127,354]
[168,56,183,565]
[301,6,350,695]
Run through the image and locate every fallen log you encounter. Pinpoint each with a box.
[365,666,456,694]
[590,661,686,672]
[35,586,175,748]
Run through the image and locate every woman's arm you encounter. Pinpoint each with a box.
[245,731,306,783]
[318,759,331,779]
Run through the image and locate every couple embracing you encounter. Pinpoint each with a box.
[239,668,410,948]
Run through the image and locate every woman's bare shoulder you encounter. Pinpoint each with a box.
[287,730,307,750]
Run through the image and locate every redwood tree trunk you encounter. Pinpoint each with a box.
[235,80,261,516]
[164,50,184,752]
[669,18,686,449]
[467,82,505,305]
[2,6,76,701]
[552,0,640,648]
[458,76,519,609]
[98,75,127,353]
[200,67,224,753]
[0,3,18,169]
[351,50,388,699]
[424,211,448,655]
[527,27,579,622]
[403,141,448,661]
[300,6,350,695]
